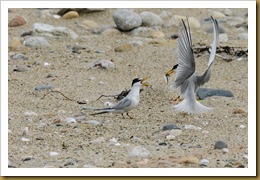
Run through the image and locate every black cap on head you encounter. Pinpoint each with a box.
[131,78,142,86]
[172,64,178,70]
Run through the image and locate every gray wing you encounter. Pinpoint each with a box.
[196,16,219,87]
[173,18,195,90]
[112,97,132,110]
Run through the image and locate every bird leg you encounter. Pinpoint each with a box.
[121,113,125,119]
[126,112,133,119]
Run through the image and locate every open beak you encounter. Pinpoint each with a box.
[141,76,151,86]
[165,69,174,83]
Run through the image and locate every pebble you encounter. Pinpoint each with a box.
[238,33,248,40]
[140,11,163,27]
[65,117,76,123]
[200,159,209,166]
[49,152,59,156]
[214,141,228,149]
[12,53,29,60]
[57,8,105,16]
[22,127,29,136]
[40,9,52,18]
[162,124,181,131]
[171,34,179,39]
[101,28,121,36]
[196,88,234,100]
[88,60,115,69]
[114,43,134,52]
[32,23,78,40]
[53,14,61,19]
[62,11,79,19]
[211,11,226,18]
[149,31,165,38]
[23,36,50,48]
[113,9,142,31]
[222,148,229,153]
[184,124,201,130]
[21,137,30,142]
[82,20,98,30]
[129,146,150,158]
[219,33,228,42]
[129,40,143,47]
[159,10,172,19]
[82,120,101,126]
[224,9,233,16]
[8,160,16,168]
[168,16,200,28]
[108,138,121,146]
[239,125,246,128]
[22,156,33,161]
[34,84,53,91]
[130,27,158,36]
[179,156,199,164]
[13,65,28,72]
[165,135,175,141]
[232,108,247,114]
[9,37,23,50]
[187,17,201,28]
[8,16,26,27]
[24,111,37,116]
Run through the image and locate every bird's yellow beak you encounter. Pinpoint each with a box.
[141,76,151,86]
[165,69,174,83]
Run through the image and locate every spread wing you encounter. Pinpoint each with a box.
[173,18,195,90]
[196,16,219,87]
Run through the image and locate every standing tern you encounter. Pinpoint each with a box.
[165,16,219,114]
[90,77,150,119]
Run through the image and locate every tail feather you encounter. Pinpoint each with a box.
[173,98,212,114]
[90,111,109,116]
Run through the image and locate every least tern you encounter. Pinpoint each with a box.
[165,16,219,114]
[90,77,150,119]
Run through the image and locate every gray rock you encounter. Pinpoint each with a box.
[162,124,181,131]
[13,65,28,72]
[196,88,234,100]
[34,84,53,91]
[33,23,78,40]
[140,11,163,27]
[238,33,248,40]
[200,159,209,166]
[12,53,29,60]
[130,26,159,36]
[113,9,142,31]
[214,141,228,149]
[23,36,50,47]
[129,146,150,158]
[22,156,33,162]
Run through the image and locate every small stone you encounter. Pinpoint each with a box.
[200,159,209,166]
[222,148,229,153]
[88,60,115,69]
[23,36,50,48]
[65,117,76,123]
[21,137,30,142]
[232,108,247,114]
[238,33,248,40]
[149,31,165,38]
[162,124,181,131]
[82,20,98,30]
[239,125,246,128]
[187,17,201,28]
[12,53,29,60]
[8,16,26,27]
[129,146,150,158]
[88,76,96,81]
[113,9,142,31]
[40,10,52,18]
[224,9,233,16]
[24,111,37,116]
[108,138,121,146]
[214,141,228,149]
[159,142,167,146]
[114,43,134,52]
[22,127,29,136]
[53,14,61,19]
[129,40,143,47]
[49,152,59,156]
[211,11,226,18]
[13,65,28,72]
[147,38,168,45]
[184,124,201,130]
[140,11,163,27]
[219,33,228,42]
[179,156,199,164]
[34,84,53,91]
[22,156,32,161]
[171,34,179,39]
[101,28,121,36]
[159,10,172,19]
[9,37,23,50]
[62,11,79,19]
[165,135,175,141]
